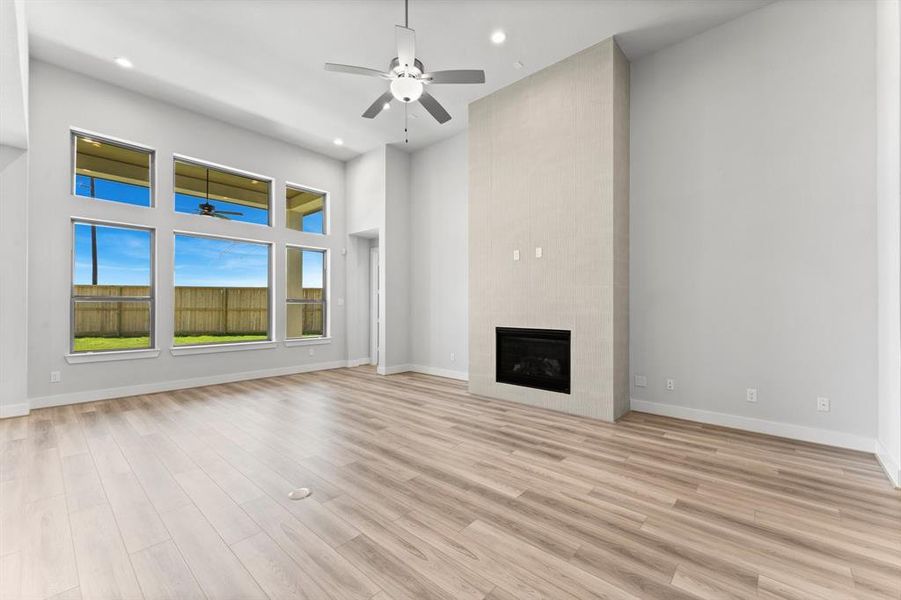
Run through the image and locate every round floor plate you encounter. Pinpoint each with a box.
[288,487,312,500]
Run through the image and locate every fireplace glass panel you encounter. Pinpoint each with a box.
[496,327,571,394]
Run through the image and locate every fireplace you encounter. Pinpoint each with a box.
[496,327,571,394]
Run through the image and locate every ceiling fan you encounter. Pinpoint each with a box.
[196,169,243,219]
[324,0,485,131]
[196,201,242,220]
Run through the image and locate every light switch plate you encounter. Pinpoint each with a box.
[634,375,647,387]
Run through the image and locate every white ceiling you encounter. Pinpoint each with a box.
[24,0,771,159]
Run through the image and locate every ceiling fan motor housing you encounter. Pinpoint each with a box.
[391,57,424,75]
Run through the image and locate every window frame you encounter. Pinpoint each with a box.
[173,154,274,227]
[285,244,328,340]
[172,230,274,348]
[70,128,156,208]
[69,218,156,354]
[285,182,329,235]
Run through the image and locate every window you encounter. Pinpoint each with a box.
[71,222,154,352]
[286,186,326,234]
[286,247,326,338]
[72,132,153,207]
[174,234,271,346]
[174,158,270,225]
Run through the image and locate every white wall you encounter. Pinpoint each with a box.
[346,147,385,236]
[383,146,411,371]
[0,145,29,417]
[876,0,901,486]
[27,61,348,406]
[345,147,386,367]
[630,0,877,449]
[409,132,469,380]
[0,0,29,149]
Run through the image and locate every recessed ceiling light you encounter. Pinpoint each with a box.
[333,138,344,146]
[383,103,391,110]
[490,30,506,45]
[114,56,134,69]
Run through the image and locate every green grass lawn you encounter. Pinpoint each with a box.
[74,334,268,352]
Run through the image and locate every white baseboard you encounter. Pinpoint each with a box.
[0,403,30,418]
[378,363,413,376]
[409,364,469,381]
[28,360,351,411]
[347,357,371,367]
[630,399,875,453]
[876,439,901,489]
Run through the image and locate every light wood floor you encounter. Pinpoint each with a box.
[1,367,899,600]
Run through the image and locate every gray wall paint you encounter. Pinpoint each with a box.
[409,132,469,377]
[630,0,877,439]
[345,148,387,367]
[876,0,901,483]
[27,61,348,402]
[384,146,412,369]
[0,145,29,416]
[469,38,630,421]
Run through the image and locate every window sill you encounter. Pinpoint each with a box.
[284,337,332,347]
[170,340,278,356]
[66,348,161,364]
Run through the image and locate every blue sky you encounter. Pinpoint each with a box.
[76,175,150,207]
[174,234,270,287]
[74,223,151,286]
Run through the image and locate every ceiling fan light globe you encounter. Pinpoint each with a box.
[390,77,423,103]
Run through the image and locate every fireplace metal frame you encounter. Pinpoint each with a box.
[495,327,571,394]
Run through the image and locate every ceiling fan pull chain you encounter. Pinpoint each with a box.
[405,102,409,144]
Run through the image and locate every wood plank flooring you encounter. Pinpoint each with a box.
[1,366,899,600]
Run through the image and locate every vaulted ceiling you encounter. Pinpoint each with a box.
[24,0,771,159]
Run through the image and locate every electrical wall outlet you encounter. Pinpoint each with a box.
[666,378,675,391]
[535,247,543,258]
[450,352,456,362]
[49,371,61,383]
[513,250,520,261]
[308,348,315,356]
[746,388,758,403]
[634,375,647,388]
[817,397,830,412]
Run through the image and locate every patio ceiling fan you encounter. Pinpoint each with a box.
[324,0,485,133]
[196,169,243,219]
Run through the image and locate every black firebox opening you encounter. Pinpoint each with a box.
[496,327,571,394]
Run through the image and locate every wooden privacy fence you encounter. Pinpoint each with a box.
[73,285,323,337]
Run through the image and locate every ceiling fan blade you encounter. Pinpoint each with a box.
[423,70,486,84]
[324,63,392,79]
[215,211,243,215]
[419,91,451,124]
[362,91,394,119]
[395,25,416,69]
[212,213,231,220]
